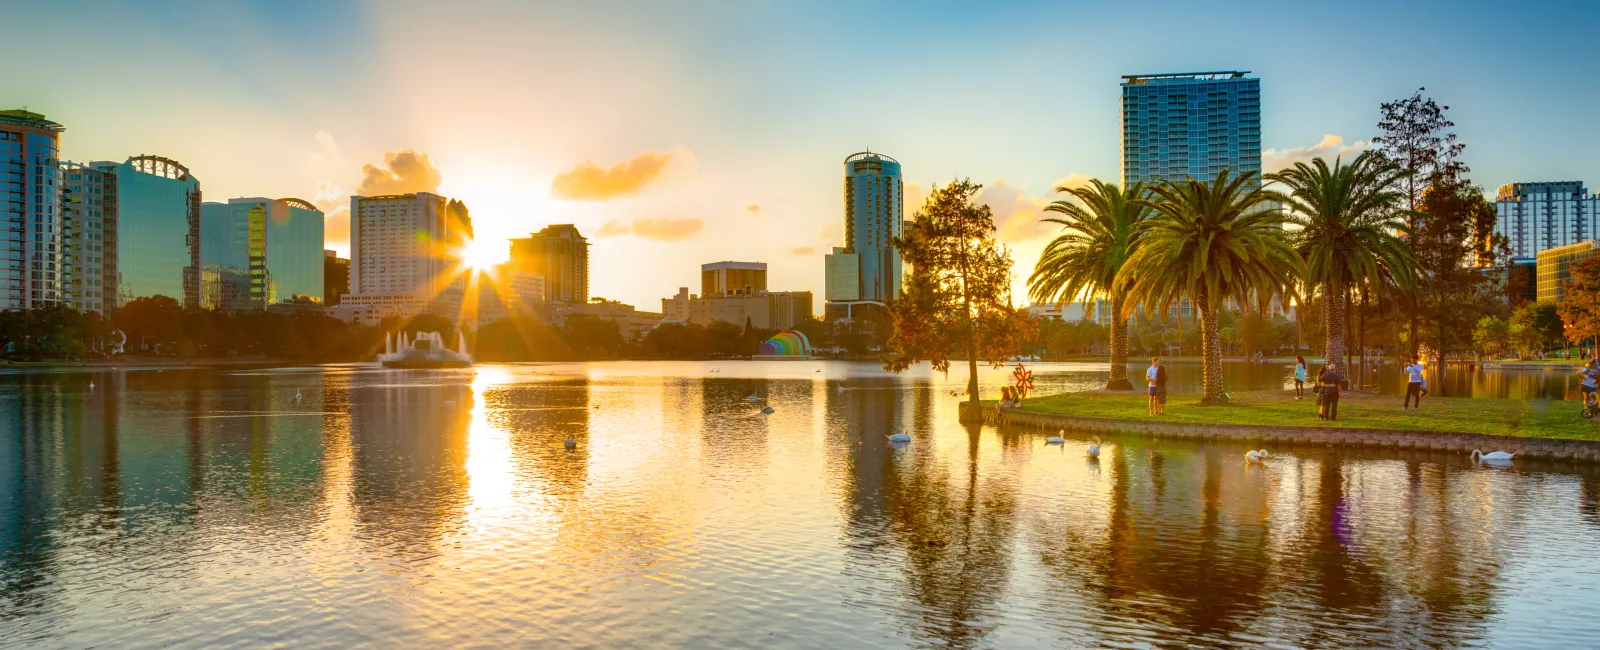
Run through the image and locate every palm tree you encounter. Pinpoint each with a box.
[1029,180,1152,390]
[1122,170,1300,404]
[1267,153,1416,374]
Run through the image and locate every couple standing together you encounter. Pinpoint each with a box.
[1146,357,1168,416]
[1292,356,1345,421]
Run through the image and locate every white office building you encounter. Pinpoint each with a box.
[332,192,472,324]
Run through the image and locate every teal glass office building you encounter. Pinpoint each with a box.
[839,151,902,303]
[200,198,324,311]
[115,156,201,307]
[1120,71,1261,189]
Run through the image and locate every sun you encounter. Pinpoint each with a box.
[457,237,507,272]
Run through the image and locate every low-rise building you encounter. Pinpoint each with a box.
[1536,240,1600,302]
[660,287,813,330]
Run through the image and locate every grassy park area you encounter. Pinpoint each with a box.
[1017,390,1600,441]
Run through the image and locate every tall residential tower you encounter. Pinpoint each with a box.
[1494,182,1599,260]
[334,192,472,324]
[509,224,588,304]
[825,151,902,316]
[1,110,67,310]
[1120,71,1261,189]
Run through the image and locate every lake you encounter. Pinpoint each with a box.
[2,361,1598,648]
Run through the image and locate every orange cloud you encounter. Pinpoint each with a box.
[550,151,672,200]
[593,217,704,241]
[356,150,442,196]
[790,246,815,256]
[745,203,761,213]
[1263,134,1368,173]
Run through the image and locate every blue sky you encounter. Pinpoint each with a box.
[4,0,1598,309]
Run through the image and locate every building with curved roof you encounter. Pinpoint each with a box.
[755,330,813,359]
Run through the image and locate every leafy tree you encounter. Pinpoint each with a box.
[1268,152,1416,370]
[1411,184,1503,390]
[883,179,1035,408]
[1123,170,1299,404]
[1473,316,1510,359]
[1028,179,1152,389]
[1558,256,1600,356]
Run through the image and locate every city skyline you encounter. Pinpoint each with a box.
[5,0,1599,311]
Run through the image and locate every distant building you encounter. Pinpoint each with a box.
[1536,241,1600,302]
[199,198,324,311]
[702,261,766,296]
[1,109,67,310]
[1509,257,1537,304]
[550,299,662,340]
[1028,302,1093,321]
[61,160,118,313]
[469,265,545,325]
[661,286,814,331]
[1495,182,1600,259]
[112,155,203,307]
[1120,71,1261,189]
[824,151,902,316]
[510,224,588,303]
[333,192,471,324]
[323,250,349,306]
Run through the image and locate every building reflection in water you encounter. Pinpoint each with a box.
[1,365,1599,647]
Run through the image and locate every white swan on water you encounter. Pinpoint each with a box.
[1086,437,1102,458]
[564,436,577,450]
[1245,449,1269,464]
[1045,430,1066,445]
[888,432,912,444]
[1472,449,1515,463]
[294,389,303,402]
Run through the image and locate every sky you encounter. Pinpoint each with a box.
[5,0,1599,312]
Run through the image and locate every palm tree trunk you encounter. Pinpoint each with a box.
[1105,291,1133,390]
[1196,285,1224,404]
[1325,278,1348,374]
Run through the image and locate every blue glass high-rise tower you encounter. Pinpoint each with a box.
[1120,71,1261,189]
[826,151,902,310]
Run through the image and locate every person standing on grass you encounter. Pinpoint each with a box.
[1293,356,1308,399]
[1146,357,1163,416]
[1403,357,1425,411]
[1155,358,1169,412]
[1320,362,1344,421]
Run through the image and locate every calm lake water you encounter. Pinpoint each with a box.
[2,361,1599,648]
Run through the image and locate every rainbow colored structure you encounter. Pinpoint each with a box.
[755,330,813,359]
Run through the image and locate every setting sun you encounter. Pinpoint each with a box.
[458,237,508,271]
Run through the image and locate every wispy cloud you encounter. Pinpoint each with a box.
[593,217,704,241]
[745,203,761,213]
[551,151,673,200]
[1263,134,1368,173]
[790,246,814,256]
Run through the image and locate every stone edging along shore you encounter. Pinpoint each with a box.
[957,402,1600,463]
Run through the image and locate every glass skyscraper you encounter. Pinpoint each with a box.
[200,198,325,311]
[1120,71,1261,189]
[1,109,67,310]
[1495,182,1599,260]
[826,151,902,309]
[114,156,201,307]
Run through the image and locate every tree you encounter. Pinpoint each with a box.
[1030,180,1158,389]
[1268,152,1417,373]
[1558,256,1600,356]
[1411,185,1503,388]
[1122,170,1299,404]
[884,179,1035,409]
[1473,315,1510,359]
[1373,88,1469,356]
[1508,301,1563,357]
[1028,179,1152,389]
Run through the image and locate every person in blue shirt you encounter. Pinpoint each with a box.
[1579,360,1598,402]
[1146,357,1163,416]
[1403,357,1425,411]
[1293,356,1308,400]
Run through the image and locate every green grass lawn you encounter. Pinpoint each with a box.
[1017,390,1600,441]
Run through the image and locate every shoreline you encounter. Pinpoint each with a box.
[959,399,1600,462]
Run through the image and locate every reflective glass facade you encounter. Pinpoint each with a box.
[1495,182,1600,259]
[201,198,324,311]
[114,157,200,306]
[838,151,902,303]
[1121,71,1261,189]
[1,110,66,310]
[1535,240,1599,303]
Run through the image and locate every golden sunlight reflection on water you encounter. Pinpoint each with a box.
[0,361,1598,648]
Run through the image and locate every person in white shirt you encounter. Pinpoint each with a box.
[1403,357,1425,410]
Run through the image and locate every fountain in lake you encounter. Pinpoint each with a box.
[379,331,472,368]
